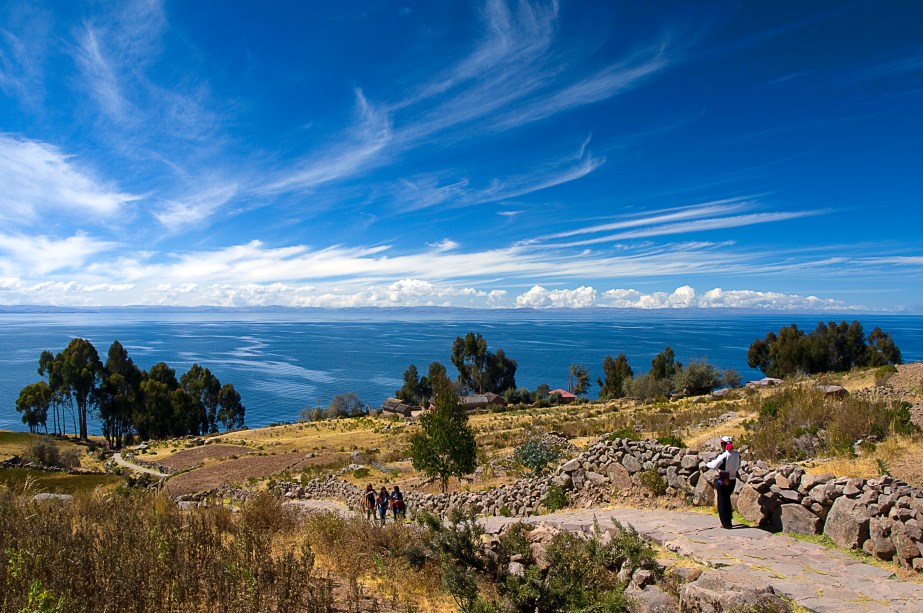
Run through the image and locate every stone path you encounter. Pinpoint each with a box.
[111,452,170,478]
[283,499,355,518]
[481,507,923,613]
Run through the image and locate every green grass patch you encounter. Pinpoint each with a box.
[0,431,38,457]
[0,468,124,494]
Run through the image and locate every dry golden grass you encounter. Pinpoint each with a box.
[800,434,923,489]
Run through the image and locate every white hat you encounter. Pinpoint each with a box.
[720,435,733,443]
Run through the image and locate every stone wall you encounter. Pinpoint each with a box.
[277,435,923,570]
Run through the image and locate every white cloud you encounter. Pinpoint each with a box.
[515,285,597,308]
[602,285,848,310]
[0,136,140,223]
[154,182,239,231]
[427,239,460,252]
[0,231,116,275]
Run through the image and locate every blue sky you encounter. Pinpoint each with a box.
[1,0,921,311]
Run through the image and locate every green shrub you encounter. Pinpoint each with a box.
[638,469,667,496]
[607,425,640,441]
[352,467,370,479]
[28,440,80,469]
[498,505,512,517]
[544,483,568,512]
[656,434,686,448]
[875,364,898,386]
[513,437,562,474]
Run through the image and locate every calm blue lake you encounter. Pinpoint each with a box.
[2,309,921,434]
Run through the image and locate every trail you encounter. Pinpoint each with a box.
[481,507,922,613]
[112,452,170,478]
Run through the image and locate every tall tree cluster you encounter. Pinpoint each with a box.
[450,331,517,395]
[16,338,245,447]
[747,321,902,378]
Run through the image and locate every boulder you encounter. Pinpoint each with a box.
[891,521,922,563]
[621,454,642,473]
[868,517,896,560]
[780,504,821,535]
[585,471,608,486]
[560,458,582,473]
[606,462,631,490]
[623,584,676,613]
[692,474,715,507]
[823,496,870,550]
[31,493,74,505]
[679,570,791,613]
[735,484,768,525]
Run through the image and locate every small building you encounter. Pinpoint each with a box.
[815,384,849,398]
[380,397,418,418]
[746,377,783,388]
[457,393,508,411]
[548,388,577,404]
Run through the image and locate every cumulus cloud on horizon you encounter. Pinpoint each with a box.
[0,276,861,311]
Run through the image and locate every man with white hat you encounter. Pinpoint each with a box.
[706,436,741,529]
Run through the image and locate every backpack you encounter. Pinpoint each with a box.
[391,490,404,511]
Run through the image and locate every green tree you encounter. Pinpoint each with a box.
[672,358,721,396]
[217,383,246,431]
[59,338,103,440]
[409,372,477,493]
[96,340,143,449]
[567,363,590,396]
[650,346,681,381]
[597,353,632,399]
[450,332,517,394]
[326,392,363,419]
[868,327,902,366]
[37,350,68,436]
[180,364,221,434]
[397,364,429,404]
[16,382,53,433]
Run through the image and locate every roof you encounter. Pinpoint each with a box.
[548,388,577,398]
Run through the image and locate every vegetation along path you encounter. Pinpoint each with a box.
[481,507,922,613]
[111,452,170,479]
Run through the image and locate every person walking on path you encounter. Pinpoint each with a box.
[706,435,741,529]
[376,486,390,525]
[362,484,376,522]
[390,484,405,522]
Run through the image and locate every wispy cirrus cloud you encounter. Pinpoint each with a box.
[533,198,825,247]
[0,135,140,224]
[0,231,117,276]
[0,5,51,109]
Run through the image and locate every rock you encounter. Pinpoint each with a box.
[692,474,715,507]
[679,570,791,613]
[624,584,676,613]
[869,517,896,560]
[631,568,654,588]
[560,458,582,473]
[780,504,821,535]
[735,484,768,525]
[668,566,703,583]
[585,471,607,486]
[31,493,74,505]
[606,462,632,490]
[824,496,871,550]
[552,473,573,490]
[508,561,525,577]
[622,454,642,473]
[680,455,700,470]
[891,521,921,563]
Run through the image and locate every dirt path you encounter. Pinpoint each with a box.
[112,452,170,478]
[482,508,922,613]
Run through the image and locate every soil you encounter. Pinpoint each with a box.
[156,444,251,471]
[163,450,349,497]
[887,362,923,391]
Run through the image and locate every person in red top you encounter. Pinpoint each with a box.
[707,436,741,529]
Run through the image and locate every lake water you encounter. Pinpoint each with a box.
[2,309,921,433]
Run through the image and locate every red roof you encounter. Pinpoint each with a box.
[548,388,576,398]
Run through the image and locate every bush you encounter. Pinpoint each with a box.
[875,364,898,386]
[624,373,673,402]
[513,437,562,474]
[672,358,722,396]
[352,467,370,479]
[28,440,80,469]
[656,434,686,448]
[742,386,918,461]
[638,469,667,496]
[544,483,568,512]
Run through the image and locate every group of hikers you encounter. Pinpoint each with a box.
[361,484,406,524]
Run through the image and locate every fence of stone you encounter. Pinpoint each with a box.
[277,436,923,570]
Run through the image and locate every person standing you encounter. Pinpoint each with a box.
[376,486,390,525]
[390,484,405,522]
[362,484,376,522]
[706,435,741,529]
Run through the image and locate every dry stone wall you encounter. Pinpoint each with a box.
[277,435,923,570]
